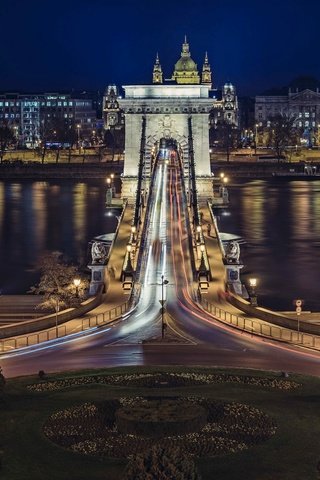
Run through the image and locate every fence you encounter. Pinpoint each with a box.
[0,299,132,354]
[200,297,320,351]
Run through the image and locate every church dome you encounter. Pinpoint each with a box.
[172,37,200,84]
[174,56,198,72]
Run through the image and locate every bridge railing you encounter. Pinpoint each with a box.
[0,297,134,354]
[200,297,320,351]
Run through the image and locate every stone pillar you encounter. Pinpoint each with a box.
[88,264,107,296]
[121,175,138,204]
[192,114,211,176]
[196,176,213,204]
[225,263,244,296]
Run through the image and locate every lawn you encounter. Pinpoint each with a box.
[1,366,319,480]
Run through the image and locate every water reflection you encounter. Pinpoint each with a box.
[217,179,320,312]
[0,180,117,294]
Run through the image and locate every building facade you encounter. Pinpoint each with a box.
[255,87,320,129]
[0,92,97,147]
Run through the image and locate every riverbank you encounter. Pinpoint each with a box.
[1,160,319,179]
[0,162,124,179]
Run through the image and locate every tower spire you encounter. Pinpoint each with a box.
[152,52,163,84]
[201,51,212,88]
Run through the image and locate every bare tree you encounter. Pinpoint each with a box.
[0,123,15,163]
[29,251,89,311]
[267,113,299,162]
[210,121,239,162]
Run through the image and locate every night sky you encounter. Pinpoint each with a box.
[1,0,319,95]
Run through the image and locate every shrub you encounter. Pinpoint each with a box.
[123,445,201,480]
[95,399,120,427]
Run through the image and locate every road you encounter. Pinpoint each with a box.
[1,149,320,378]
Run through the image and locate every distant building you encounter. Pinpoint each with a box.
[255,87,320,129]
[103,85,124,130]
[0,92,97,148]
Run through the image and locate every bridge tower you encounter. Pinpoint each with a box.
[119,38,214,204]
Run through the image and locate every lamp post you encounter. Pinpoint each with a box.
[254,124,258,156]
[76,124,81,150]
[249,278,258,306]
[54,298,60,338]
[131,225,136,243]
[161,274,169,339]
[196,225,202,244]
[73,278,81,298]
[106,177,112,206]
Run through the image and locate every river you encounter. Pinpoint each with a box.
[0,179,119,295]
[217,178,320,312]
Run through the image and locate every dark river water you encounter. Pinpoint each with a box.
[1,178,320,312]
[217,179,320,312]
[0,179,119,295]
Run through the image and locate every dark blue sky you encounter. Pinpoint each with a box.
[0,0,319,95]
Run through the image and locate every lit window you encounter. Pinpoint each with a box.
[0,102,2,106]
[305,121,309,127]
[5,102,8,106]
[299,121,302,127]
[305,112,310,118]
[58,102,62,106]
[47,102,51,106]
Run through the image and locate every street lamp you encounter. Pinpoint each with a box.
[131,225,136,243]
[161,274,169,339]
[254,124,258,156]
[106,177,112,206]
[54,297,60,338]
[249,278,258,306]
[196,225,202,243]
[73,278,81,298]
[76,124,81,148]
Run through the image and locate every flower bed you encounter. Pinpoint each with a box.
[28,371,299,392]
[43,396,277,459]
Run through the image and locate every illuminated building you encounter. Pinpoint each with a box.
[0,92,97,147]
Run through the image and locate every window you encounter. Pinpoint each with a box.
[305,112,310,118]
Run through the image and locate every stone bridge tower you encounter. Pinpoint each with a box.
[119,38,214,203]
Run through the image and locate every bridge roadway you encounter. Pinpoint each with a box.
[1,150,320,378]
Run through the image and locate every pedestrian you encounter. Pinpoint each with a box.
[207,223,211,236]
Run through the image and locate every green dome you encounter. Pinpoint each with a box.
[174,56,198,72]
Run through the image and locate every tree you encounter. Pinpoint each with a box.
[210,121,239,162]
[29,251,89,311]
[123,445,201,480]
[267,113,299,161]
[0,123,15,163]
